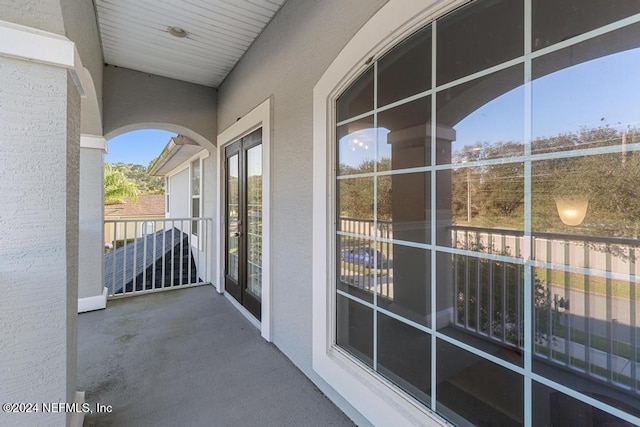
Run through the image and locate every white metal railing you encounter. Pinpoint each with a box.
[104,217,211,298]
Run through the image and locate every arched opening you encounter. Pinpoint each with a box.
[99,125,216,298]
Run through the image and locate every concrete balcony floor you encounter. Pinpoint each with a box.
[78,285,353,427]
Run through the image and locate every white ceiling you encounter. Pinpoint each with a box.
[95,0,286,87]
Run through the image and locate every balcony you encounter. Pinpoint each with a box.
[77,285,352,426]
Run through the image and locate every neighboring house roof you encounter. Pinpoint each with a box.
[104,227,198,294]
[105,194,165,217]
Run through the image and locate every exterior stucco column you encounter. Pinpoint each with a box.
[0,21,83,427]
[78,135,108,312]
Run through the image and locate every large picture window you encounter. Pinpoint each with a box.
[334,1,640,425]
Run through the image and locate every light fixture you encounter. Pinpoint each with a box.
[554,196,589,226]
[168,26,188,38]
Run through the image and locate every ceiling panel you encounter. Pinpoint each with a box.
[95,0,286,87]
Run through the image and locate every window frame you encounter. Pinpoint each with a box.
[312,1,466,425]
[313,1,640,426]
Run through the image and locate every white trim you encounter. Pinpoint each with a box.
[80,135,107,152]
[224,292,262,331]
[312,1,466,426]
[78,287,108,313]
[0,20,74,68]
[165,151,209,179]
[217,98,272,342]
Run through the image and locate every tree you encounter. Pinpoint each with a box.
[104,164,140,205]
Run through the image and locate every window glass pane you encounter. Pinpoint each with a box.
[336,295,373,367]
[436,339,524,426]
[336,66,374,122]
[532,153,640,238]
[436,167,525,251]
[377,25,431,107]
[191,159,200,195]
[533,381,640,426]
[532,24,640,154]
[436,252,524,366]
[436,65,524,165]
[380,245,430,327]
[377,173,430,245]
[377,97,431,171]
[247,144,262,299]
[377,313,431,406]
[191,198,199,235]
[436,0,524,86]
[337,235,375,304]
[337,177,374,235]
[532,0,640,51]
[227,155,239,282]
[337,116,376,175]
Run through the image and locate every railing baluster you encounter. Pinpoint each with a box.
[122,222,128,295]
[606,245,613,382]
[111,221,117,296]
[629,247,637,392]
[152,222,157,289]
[584,242,591,374]
[132,220,138,294]
[142,220,148,291]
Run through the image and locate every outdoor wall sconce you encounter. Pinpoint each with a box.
[554,196,589,226]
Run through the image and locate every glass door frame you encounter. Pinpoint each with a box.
[224,131,262,320]
[216,98,272,341]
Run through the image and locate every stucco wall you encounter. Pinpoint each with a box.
[103,66,217,151]
[0,57,80,426]
[168,167,191,220]
[217,0,386,423]
[0,0,65,34]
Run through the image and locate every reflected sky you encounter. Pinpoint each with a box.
[338,127,390,172]
[533,47,640,141]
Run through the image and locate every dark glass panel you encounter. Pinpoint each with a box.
[436,65,524,165]
[533,381,640,426]
[377,172,430,245]
[532,0,640,51]
[336,294,373,367]
[435,252,524,366]
[337,116,376,175]
[436,0,524,86]
[532,24,640,154]
[377,97,431,171]
[336,66,374,122]
[378,25,432,107]
[436,339,523,426]
[377,313,431,406]
[436,166,524,250]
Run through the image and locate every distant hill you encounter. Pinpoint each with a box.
[107,162,165,195]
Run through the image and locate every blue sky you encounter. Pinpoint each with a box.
[106,129,177,166]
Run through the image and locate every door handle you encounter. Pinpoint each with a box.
[234,231,242,237]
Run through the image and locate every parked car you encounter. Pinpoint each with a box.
[341,247,388,268]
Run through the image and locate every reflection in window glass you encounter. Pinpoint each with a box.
[378,173,430,245]
[378,313,431,406]
[336,66,374,122]
[334,1,640,424]
[436,65,524,165]
[337,177,374,231]
[532,24,640,154]
[532,0,640,51]
[532,153,640,237]
[378,25,431,107]
[337,235,377,304]
[246,144,262,299]
[436,252,524,366]
[337,295,373,367]
[533,381,640,426]
[437,339,524,426]
[377,97,431,171]
[436,0,523,86]
[436,166,524,250]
